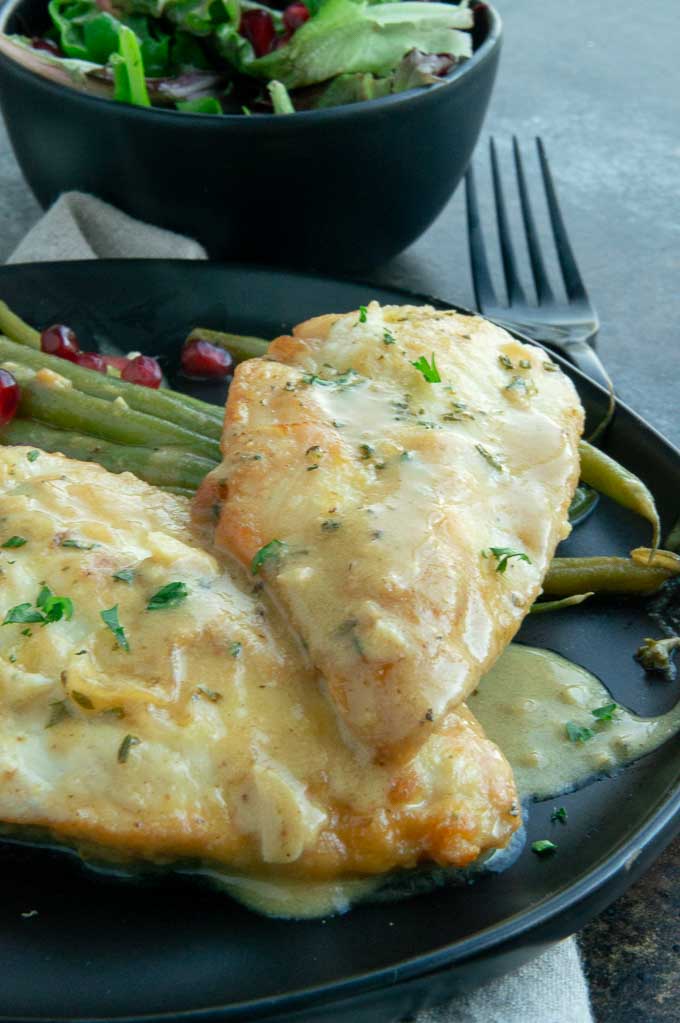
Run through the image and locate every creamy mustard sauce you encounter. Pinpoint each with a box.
[469,644,680,800]
[214,642,680,916]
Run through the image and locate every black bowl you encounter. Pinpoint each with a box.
[0,0,501,270]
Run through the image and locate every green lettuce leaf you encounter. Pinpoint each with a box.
[267,79,295,113]
[176,94,222,112]
[312,48,453,108]
[217,0,472,89]
[48,0,174,75]
[111,23,151,104]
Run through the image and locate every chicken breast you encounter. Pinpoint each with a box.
[0,447,519,910]
[197,303,584,760]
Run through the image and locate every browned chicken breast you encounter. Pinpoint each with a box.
[0,447,519,915]
[197,303,583,761]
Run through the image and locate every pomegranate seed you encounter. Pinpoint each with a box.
[41,324,80,362]
[283,2,309,32]
[99,355,131,373]
[76,351,107,374]
[0,368,20,427]
[240,9,276,57]
[181,339,233,379]
[121,355,162,389]
[31,37,62,56]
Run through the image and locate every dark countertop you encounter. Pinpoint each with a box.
[0,1,678,1019]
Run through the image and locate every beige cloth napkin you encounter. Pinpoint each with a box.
[6,191,594,1023]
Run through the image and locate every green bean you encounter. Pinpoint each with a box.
[0,418,216,492]
[578,440,660,547]
[5,363,221,461]
[568,483,599,526]
[0,335,223,439]
[187,327,269,364]
[0,303,41,348]
[630,547,680,572]
[530,592,594,614]
[544,553,680,597]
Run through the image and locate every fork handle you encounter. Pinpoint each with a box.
[560,337,615,441]
[561,337,613,396]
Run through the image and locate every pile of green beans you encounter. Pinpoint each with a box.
[0,306,226,493]
[0,303,674,602]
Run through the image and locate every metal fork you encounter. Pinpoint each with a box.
[465,137,613,396]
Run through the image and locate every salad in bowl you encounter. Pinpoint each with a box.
[0,0,478,114]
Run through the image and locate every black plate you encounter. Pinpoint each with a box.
[0,260,678,1023]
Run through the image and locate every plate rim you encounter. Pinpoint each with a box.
[0,258,678,1023]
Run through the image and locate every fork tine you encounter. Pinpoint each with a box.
[464,162,498,311]
[536,138,589,303]
[489,138,527,306]
[512,137,554,304]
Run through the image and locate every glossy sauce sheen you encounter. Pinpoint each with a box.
[199,303,584,759]
[0,447,519,915]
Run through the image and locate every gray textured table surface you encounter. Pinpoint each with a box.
[0,1,678,1020]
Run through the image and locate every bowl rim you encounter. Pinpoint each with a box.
[0,0,501,125]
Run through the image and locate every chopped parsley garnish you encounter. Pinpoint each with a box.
[45,700,69,729]
[519,359,532,369]
[321,520,341,532]
[1,536,27,549]
[3,604,46,626]
[117,734,140,763]
[442,405,474,422]
[532,839,557,855]
[26,450,40,463]
[306,464,319,471]
[196,686,223,702]
[59,538,98,550]
[543,362,558,372]
[592,703,619,721]
[565,721,594,743]
[358,305,368,324]
[147,581,188,611]
[359,443,375,460]
[3,588,72,626]
[229,641,242,658]
[8,654,16,663]
[551,807,568,824]
[113,568,135,584]
[21,628,32,637]
[100,605,129,651]
[487,547,532,574]
[305,445,322,456]
[303,369,361,390]
[251,539,287,575]
[36,586,73,623]
[505,375,537,396]
[383,329,396,345]
[498,354,514,370]
[70,690,94,710]
[476,444,503,471]
[411,353,441,383]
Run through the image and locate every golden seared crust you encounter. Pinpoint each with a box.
[0,446,519,883]
[198,303,584,761]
